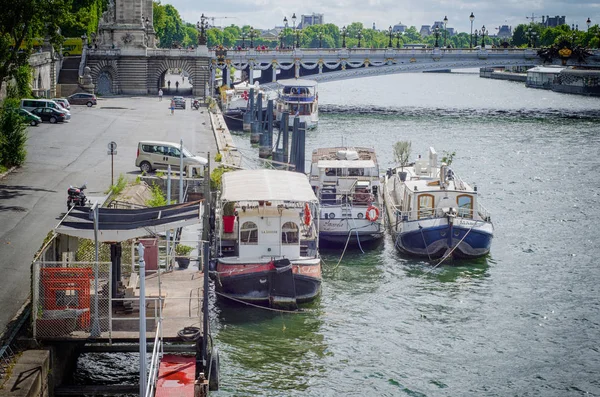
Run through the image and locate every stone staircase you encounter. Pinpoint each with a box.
[57,56,81,97]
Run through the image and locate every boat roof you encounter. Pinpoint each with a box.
[277,79,318,87]
[311,147,377,163]
[221,169,317,202]
[317,160,376,169]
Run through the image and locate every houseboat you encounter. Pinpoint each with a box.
[274,79,318,129]
[213,169,321,309]
[309,147,384,245]
[382,147,494,260]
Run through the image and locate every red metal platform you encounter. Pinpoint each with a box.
[155,354,196,397]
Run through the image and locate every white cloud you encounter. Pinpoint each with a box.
[163,0,598,34]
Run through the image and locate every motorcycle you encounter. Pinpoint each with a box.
[67,183,88,210]
[192,98,201,110]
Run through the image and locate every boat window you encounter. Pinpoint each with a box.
[418,194,435,219]
[281,222,299,244]
[240,221,258,244]
[457,195,473,218]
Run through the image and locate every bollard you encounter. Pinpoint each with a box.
[258,99,274,158]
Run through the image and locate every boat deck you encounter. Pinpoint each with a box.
[155,354,197,397]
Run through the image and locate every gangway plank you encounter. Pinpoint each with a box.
[155,354,197,397]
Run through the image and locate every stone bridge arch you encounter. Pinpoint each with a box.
[149,59,196,96]
[89,59,119,95]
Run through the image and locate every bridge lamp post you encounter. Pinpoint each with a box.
[342,26,347,48]
[283,16,288,48]
[480,25,487,48]
[388,26,393,48]
[296,29,301,48]
[396,31,401,49]
[279,31,284,49]
[357,29,363,48]
[443,16,448,47]
[241,32,247,49]
[469,12,475,48]
[292,13,297,49]
[318,30,323,48]
[473,29,478,47]
[249,28,255,48]
[586,18,591,32]
[433,26,440,48]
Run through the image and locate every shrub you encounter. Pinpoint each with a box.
[0,98,28,167]
[146,183,167,207]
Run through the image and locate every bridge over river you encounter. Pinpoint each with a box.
[210,47,600,86]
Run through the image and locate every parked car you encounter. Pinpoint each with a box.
[52,98,71,111]
[31,107,67,123]
[18,109,42,126]
[172,96,186,109]
[67,93,97,107]
[21,99,71,120]
[135,140,207,175]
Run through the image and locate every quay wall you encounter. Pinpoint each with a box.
[480,68,527,82]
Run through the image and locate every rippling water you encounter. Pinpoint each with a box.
[75,72,600,396]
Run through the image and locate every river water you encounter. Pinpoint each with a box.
[75,72,600,396]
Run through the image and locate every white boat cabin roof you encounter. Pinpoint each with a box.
[317,159,376,169]
[277,79,318,87]
[221,169,317,202]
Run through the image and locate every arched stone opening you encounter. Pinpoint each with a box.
[152,60,194,96]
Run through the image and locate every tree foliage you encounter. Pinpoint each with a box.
[0,90,28,167]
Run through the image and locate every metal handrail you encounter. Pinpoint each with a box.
[144,320,163,397]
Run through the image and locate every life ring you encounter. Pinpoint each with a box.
[303,203,312,226]
[366,206,379,222]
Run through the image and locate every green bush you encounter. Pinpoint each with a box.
[0,98,28,167]
[146,182,167,207]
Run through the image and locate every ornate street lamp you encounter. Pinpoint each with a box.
[342,26,347,48]
[357,29,362,48]
[292,12,297,49]
[388,26,393,48]
[532,31,538,48]
[396,31,401,49]
[278,31,284,48]
[473,29,478,47]
[318,30,323,48]
[249,28,256,48]
[480,25,487,48]
[196,13,207,45]
[443,16,448,47]
[283,16,288,48]
[241,31,247,49]
[469,12,475,48]
[586,18,591,32]
[433,26,440,48]
[527,27,534,48]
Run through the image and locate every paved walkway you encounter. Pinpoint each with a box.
[0,96,217,336]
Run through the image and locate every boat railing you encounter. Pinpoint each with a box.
[144,320,163,397]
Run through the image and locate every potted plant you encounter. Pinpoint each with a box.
[222,201,236,233]
[394,140,412,181]
[174,244,193,269]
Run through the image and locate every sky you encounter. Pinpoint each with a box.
[163,0,599,34]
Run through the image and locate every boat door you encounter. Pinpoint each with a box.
[258,215,282,257]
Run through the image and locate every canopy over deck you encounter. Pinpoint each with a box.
[277,78,318,87]
[54,201,202,242]
[221,169,317,202]
[317,160,376,169]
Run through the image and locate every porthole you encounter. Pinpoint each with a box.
[357,213,364,219]
[328,212,335,219]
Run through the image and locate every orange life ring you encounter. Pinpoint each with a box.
[303,203,312,226]
[366,206,379,222]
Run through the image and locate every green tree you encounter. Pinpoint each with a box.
[0,0,70,94]
[0,92,28,167]
[154,4,185,47]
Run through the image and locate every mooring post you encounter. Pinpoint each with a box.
[282,112,290,165]
[290,116,300,165]
[251,92,262,144]
[296,122,306,173]
[259,99,274,158]
[244,88,255,132]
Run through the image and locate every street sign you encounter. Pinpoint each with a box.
[107,141,117,187]
[108,141,117,151]
[107,150,118,155]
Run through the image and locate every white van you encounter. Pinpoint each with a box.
[135,141,208,176]
[20,99,71,120]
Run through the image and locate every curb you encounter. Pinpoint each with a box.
[0,166,16,180]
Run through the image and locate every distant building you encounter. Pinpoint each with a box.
[393,22,407,33]
[420,25,431,36]
[496,25,512,38]
[542,15,566,27]
[299,13,324,29]
[447,27,455,36]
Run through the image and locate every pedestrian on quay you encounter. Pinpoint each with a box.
[170,99,175,115]
[175,81,179,92]
[158,88,163,101]
[168,80,171,91]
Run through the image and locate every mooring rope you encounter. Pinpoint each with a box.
[325,223,373,273]
[424,220,481,274]
[214,291,311,314]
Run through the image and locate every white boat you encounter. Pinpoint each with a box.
[382,147,494,260]
[274,79,318,129]
[309,147,384,245]
[222,82,274,130]
[213,169,321,309]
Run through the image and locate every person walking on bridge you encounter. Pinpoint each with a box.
[158,88,163,101]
